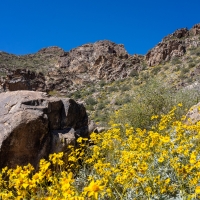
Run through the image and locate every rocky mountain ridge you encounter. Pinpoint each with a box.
[0,23,200,96]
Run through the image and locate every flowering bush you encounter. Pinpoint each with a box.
[0,106,200,199]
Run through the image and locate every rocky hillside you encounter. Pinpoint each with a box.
[0,24,200,93]
[0,41,145,95]
[0,24,200,96]
[0,23,200,125]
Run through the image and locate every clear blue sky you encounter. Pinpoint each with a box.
[0,0,200,55]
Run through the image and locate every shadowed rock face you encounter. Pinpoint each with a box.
[0,69,46,92]
[0,91,90,169]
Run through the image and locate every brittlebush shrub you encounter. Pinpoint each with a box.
[1,107,200,199]
[110,78,200,129]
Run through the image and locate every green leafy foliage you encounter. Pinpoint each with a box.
[110,78,200,129]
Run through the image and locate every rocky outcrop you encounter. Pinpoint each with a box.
[146,40,186,66]
[0,91,91,169]
[145,24,200,66]
[0,41,144,95]
[0,69,46,92]
[46,41,144,94]
[145,28,188,66]
[191,24,200,35]
[186,102,200,124]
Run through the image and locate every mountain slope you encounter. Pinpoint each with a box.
[0,23,200,125]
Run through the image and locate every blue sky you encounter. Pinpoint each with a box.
[0,0,200,55]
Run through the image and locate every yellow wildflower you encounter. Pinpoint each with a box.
[195,186,200,194]
[84,180,104,199]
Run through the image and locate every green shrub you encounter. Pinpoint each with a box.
[151,65,161,75]
[115,94,131,106]
[107,86,118,92]
[73,91,82,99]
[85,96,97,106]
[179,73,187,80]
[94,111,109,124]
[99,80,106,87]
[110,78,200,129]
[120,85,130,92]
[139,71,150,81]
[179,67,190,80]
[97,102,105,110]
[0,72,6,76]
[188,62,196,68]
[180,66,190,74]
[190,47,200,56]
[86,104,94,111]
[48,90,59,96]
[172,64,181,72]
[129,69,139,77]
[132,78,142,85]
[163,65,169,70]
[171,57,182,65]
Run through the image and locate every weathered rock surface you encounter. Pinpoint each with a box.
[145,24,200,66]
[186,102,200,124]
[0,91,90,169]
[146,39,186,66]
[0,69,46,92]
[46,41,144,95]
[191,24,200,36]
[0,41,145,95]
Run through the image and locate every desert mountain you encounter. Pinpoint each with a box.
[0,41,144,95]
[0,23,199,95]
[0,23,200,125]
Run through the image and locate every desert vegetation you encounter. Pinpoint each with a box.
[1,77,200,199]
[0,105,200,199]
[1,24,200,200]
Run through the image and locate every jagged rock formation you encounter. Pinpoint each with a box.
[145,24,200,66]
[46,41,144,94]
[0,91,91,169]
[0,41,145,95]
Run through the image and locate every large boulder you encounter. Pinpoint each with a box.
[186,102,200,124]
[0,91,90,169]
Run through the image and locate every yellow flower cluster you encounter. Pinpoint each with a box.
[0,107,200,199]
